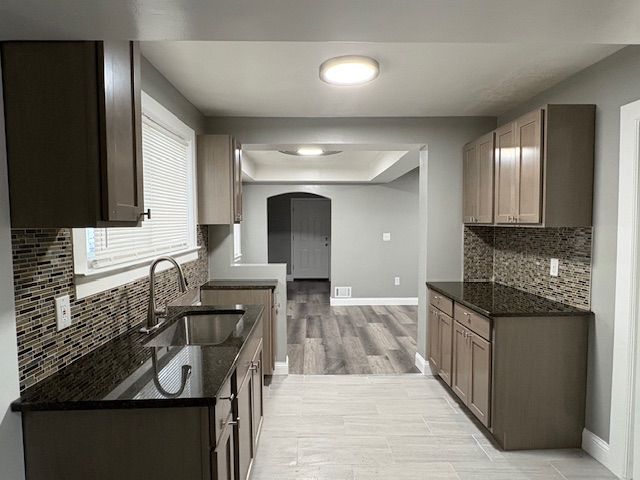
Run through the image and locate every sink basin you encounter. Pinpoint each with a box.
[145,310,244,347]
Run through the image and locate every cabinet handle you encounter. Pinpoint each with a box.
[249,362,258,371]
[140,208,151,220]
[224,420,238,427]
[219,395,234,402]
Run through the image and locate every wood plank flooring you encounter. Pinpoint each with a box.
[287,281,419,374]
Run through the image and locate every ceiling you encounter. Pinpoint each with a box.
[0,0,638,43]
[141,42,622,117]
[242,145,419,183]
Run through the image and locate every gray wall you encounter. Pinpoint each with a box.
[498,45,640,442]
[0,58,25,480]
[244,171,419,297]
[206,116,496,357]
[141,56,206,133]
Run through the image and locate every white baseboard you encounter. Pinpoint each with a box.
[330,297,419,306]
[582,429,615,474]
[273,356,289,375]
[414,352,428,374]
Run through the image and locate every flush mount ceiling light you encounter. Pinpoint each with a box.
[279,148,342,157]
[319,55,380,86]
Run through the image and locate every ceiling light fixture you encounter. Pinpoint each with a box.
[279,149,342,157]
[319,55,380,86]
[297,147,324,156]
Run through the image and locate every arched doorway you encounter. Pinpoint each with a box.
[267,192,331,281]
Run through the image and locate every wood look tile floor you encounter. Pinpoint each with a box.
[250,374,617,480]
[287,281,419,375]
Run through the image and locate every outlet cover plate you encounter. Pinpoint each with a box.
[550,258,559,277]
[55,295,72,331]
[382,232,391,242]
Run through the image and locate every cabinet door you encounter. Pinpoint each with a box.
[476,132,495,224]
[468,333,492,427]
[250,345,264,453]
[235,372,253,480]
[494,122,517,224]
[463,142,478,224]
[428,307,440,374]
[100,41,144,223]
[438,312,453,386]
[233,139,243,223]
[452,322,470,404]
[515,109,543,224]
[213,418,236,480]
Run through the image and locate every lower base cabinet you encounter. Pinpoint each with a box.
[19,314,265,480]
[427,287,591,450]
[213,416,236,480]
[452,322,491,427]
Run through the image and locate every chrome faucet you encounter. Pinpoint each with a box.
[141,256,188,333]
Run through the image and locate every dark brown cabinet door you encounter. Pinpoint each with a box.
[428,307,440,374]
[250,345,264,453]
[233,140,243,223]
[514,109,543,224]
[468,332,491,427]
[1,41,143,227]
[100,41,144,223]
[235,372,252,480]
[476,132,495,224]
[494,122,517,224]
[463,142,478,224]
[214,418,236,480]
[452,322,470,404]
[438,312,453,386]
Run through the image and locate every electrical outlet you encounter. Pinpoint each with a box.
[382,232,391,242]
[394,276,400,286]
[55,295,72,331]
[550,258,560,277]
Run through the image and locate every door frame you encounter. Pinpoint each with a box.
[609,98,640,479]
[290,197,331,280]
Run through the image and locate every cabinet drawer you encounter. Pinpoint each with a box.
[429,290,453,316]
[215,377,233,445]
[454,303,491,341]
[234,316,263,392]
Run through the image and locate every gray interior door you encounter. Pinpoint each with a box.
[291,198,331,279]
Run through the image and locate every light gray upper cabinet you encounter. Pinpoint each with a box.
[463,132,494,224]
[468,104,595,227]
[1,41,144,228]
[197,135,243,225]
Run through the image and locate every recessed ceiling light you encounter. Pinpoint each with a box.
[296,147,324,156]
[279,149,342,157]
[319,55,380,86]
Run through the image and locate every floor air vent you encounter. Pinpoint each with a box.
[334,286,352,298]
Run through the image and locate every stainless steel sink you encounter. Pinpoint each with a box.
[144,311,244,347]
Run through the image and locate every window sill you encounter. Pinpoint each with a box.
[74,247,201,300]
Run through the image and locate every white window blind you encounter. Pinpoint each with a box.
[85,112,195,270]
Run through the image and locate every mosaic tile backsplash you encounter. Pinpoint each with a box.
[463,226,592,310]
[12,226,209,391]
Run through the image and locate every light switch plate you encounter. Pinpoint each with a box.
[550,258,560,277]
[383,232,391,241]
[55,295,72,331]
[394,277,400,286]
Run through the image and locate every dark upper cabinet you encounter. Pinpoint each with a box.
[1,41,144,228]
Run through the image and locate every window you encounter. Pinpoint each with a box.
[73,92,197,298]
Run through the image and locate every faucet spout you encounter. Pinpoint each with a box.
[141,256,188,334]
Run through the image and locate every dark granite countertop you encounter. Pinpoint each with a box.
[426,281,591,318]
[11,302,264,412]
[202,279,278,290]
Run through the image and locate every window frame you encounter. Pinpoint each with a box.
[72,91,198,299]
